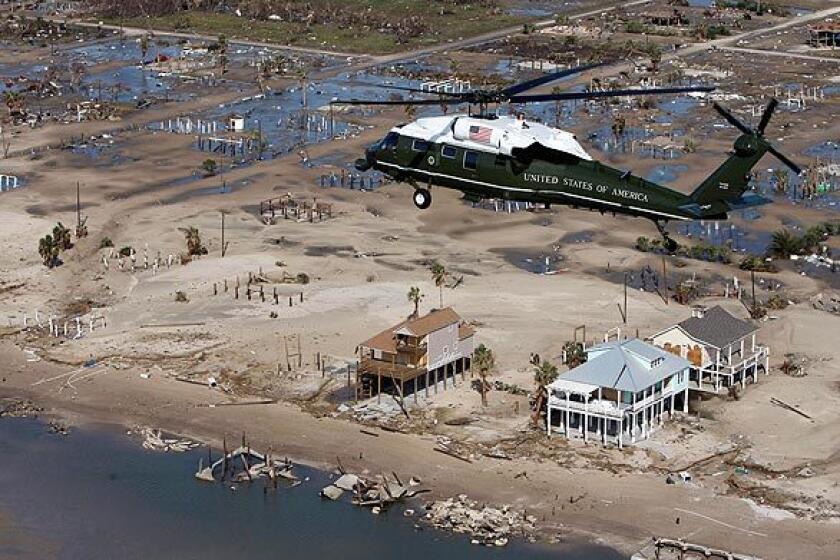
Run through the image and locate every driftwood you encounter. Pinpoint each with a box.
[434,446,472,464]
[770,397,812,420]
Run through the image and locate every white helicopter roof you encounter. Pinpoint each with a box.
[394,114,592,161]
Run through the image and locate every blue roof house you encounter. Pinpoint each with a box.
[546,339,691,448]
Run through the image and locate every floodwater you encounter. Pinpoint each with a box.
[0,418,625,560]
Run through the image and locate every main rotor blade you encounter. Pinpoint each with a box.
[330,97,464,106]
[768,145,802,175]
[501,62,604,97]
[712,102,753,136]
[368,84,468,98]
[757,97,778,135]
[508,85,715,103]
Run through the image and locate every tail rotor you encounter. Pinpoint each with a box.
[713,99,802,174]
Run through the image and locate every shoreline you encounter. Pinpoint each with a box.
[3,337,840,560]
[0,391,609,556]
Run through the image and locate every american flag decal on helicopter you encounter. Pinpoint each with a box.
[469,125,493,143]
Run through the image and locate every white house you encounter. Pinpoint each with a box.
[546,339,690,448]
[649,305,769,394]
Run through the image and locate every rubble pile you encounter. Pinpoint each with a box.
[348,399,405,422]
[810,292,840,315]
[321,471,427,511]
[131,426,201,453]
[0,399,43,418]
[424,495,536,547]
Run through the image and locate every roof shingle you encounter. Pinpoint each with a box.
[677,305,757,348]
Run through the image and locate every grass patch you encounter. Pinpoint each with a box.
[101,2,527,55]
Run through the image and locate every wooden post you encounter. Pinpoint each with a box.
[414,377,418,404]
[662,256,669,305]
[273,287,278,304]
[260,285,265,302]
[425,370,430,397]
[213,282,217,296]
[224,279,228,293]
[751,269,757,315]
[377,370,382,403]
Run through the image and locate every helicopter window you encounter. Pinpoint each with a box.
[463,151,479,171]
[411,139,430,152]
[441,145,458,159]
[380,132,399,150]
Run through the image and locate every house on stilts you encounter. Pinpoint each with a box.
[356,308,474,402]
[649,305,769,395]
[546,339,691,448]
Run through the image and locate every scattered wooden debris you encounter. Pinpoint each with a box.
[770,397,813,421]
[131,426,201,453]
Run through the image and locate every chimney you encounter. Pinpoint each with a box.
[691,305,707,319]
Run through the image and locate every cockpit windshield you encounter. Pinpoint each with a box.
[380,132,399,150]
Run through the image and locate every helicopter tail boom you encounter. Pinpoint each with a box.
[687,100,800,217]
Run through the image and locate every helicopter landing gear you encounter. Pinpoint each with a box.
[654,220,679,253]
[413,188,431,210]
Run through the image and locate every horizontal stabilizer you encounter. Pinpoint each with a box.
[725,191,773,211]
[677,202,708,218]
[680,192,771,218]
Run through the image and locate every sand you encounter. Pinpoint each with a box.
[1,12,840,559]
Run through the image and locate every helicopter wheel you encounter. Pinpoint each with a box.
[413,188,431,210]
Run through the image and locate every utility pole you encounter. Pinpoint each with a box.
[220,212,227,257]
[76,181,81,231]
[618,273,628,324]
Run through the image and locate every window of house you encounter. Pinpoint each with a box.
[463,150,479,170]
[412,139,430,152]
[441,144,457,159]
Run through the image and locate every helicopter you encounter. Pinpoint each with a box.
[332,63,801,251]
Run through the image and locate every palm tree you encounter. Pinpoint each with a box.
[768,229,803,258]
[473,344,495,406]
[431,262,447,308]
[407,286,423,318]
[562,341,587,368]
[534,360,559,389]
[38,234,59,268]
[52,222,72,250]
[179,226,207,256]
[4,91,25,116]
[531,359,559,426]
